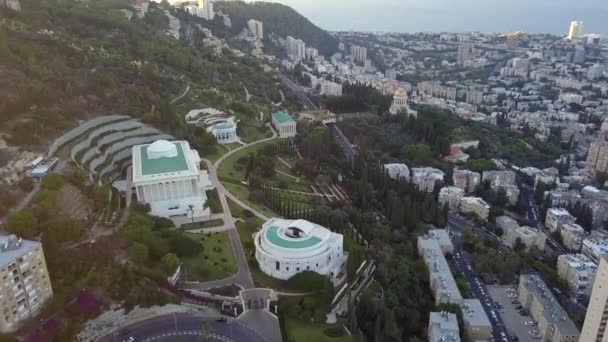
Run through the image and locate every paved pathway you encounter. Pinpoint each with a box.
[186,126,277,290]
[170,84,190,104]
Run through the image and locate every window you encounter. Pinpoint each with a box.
[275,261,280,271]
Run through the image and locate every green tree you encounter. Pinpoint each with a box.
[47,216,82,242]
[129,242,149,263]
[162,253,180,273]
[6,209,39,238]
[400,144,433,164]
[40,173,64,191]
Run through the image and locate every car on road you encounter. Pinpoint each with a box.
[524,321,535,326]
[507,293,517,298]
[215,317,228,323]
[122,338,135,342]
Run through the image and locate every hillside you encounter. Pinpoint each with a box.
[215,1,338,57]
[0,0,285,153]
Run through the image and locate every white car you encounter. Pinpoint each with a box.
[524,321,535,326]
[507,293,517,298]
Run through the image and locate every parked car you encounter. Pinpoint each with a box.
[524,321,534,326]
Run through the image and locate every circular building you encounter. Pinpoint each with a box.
[254,218,347,280]
[208,122,238,144]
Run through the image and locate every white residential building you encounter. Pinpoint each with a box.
[285,36,305,61]
[561,223,586,251]
[272,111,297,138]
[557,253,597,298]
[428,312,461,342]
[131,140,212,219]
[384,163,409,180]
[439,186,464,210]
[460,197,490,222]
[518,274,580,342]
[254,218,346,280]
[350,45,367,65]
[320,80,343,96]
[410,167,444,192]
[506,226,546,252]
[461,299,493,341]
[545,208,577,233]
[0,235,53,333]
[418,233,462,305]
[582,234,608,265]
[247,19,263,40]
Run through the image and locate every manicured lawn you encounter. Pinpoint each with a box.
[181,232,237,282]
[285,320,360,342]
[224,182,279,218]
[239,124,272,144]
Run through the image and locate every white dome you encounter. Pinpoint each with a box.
[147,140,177,159]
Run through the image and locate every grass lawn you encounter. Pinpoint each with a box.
[285,320,360,342]
[239,124,272,144]
[181,232,237,282]
[205,145,230,164]
[224,182,279,218]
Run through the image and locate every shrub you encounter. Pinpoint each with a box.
[324,325,344,338]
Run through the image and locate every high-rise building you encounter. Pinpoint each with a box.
[247,19,263,40]
[586,140,608,173]
[568,20,584,40]
[285,36,305,61]
[581,255,608,341]
[350,45,367,65]
[0,235,53,333]
[457,42,474,66]
[573,45,585,64]
[588,64,605,80]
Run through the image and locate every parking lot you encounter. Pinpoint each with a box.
[487,285,540,342]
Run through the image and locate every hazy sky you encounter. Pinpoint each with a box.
[266,0,607,34]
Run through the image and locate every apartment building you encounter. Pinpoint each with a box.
[460,197,490,222]
[582,234,608,265]
[518,274,580,342]
[428,311,460,342]
[505,226,546,252]
[439,186,465,210]
[581,255,608,342]
[0,235,53,333]
[461,299,493,341]
[557,254,597,299]
[561,223,586,252]
[545,208,577,233]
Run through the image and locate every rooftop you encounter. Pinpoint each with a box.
[0,235,40,268]
[461,299,492,327]
[273,111,296,124]
[461,197,490,208]
[548,207,574,217]
[429,312,460,342]
[520,274,580,335]
[139,141,189,176]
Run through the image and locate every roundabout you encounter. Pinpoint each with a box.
[104,314,268,342]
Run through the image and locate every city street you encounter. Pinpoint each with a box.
[101,314,267,342]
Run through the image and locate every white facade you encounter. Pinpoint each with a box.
[247,19,263,40]
[582,235,608,264]
[506,226,546,252]
[320,80,343,96]
[545,208,577,233]
[557,254,596,298]
[384,163,409,180]
[131,140,211,219]
[561,223,586,251]
[460,197,490,221]
[439,186,464,210]
[208,122,238,144]
[389,88,412,116]
[428,312,461,342]
[285,36,305,61]
[272,112,297,138]
[411,167,445,192]
[254,218,346,280]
